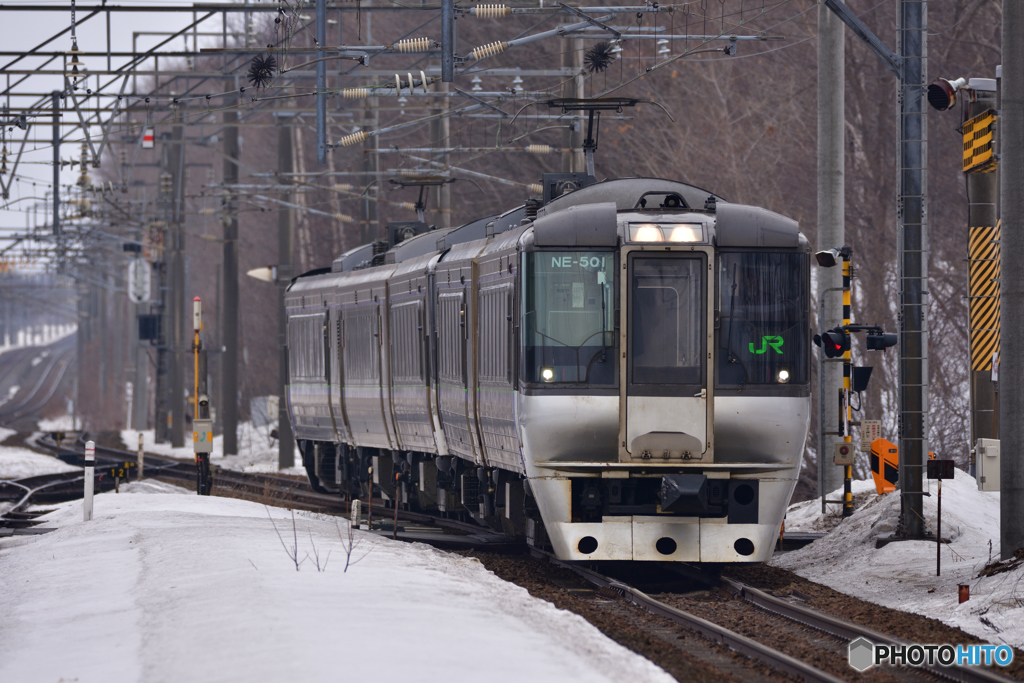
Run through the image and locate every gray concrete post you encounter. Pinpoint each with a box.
[817,3,846,508]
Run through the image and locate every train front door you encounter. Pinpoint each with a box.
[620,248,715,462]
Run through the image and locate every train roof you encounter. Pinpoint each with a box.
[385,227,455,264]
[540,177,724,214]
[295,177,801,294]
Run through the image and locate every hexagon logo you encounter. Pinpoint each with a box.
[848,637,875,672]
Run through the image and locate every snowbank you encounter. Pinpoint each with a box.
[774,470,1024,648]
[0,484,674,683]
[37,414,79,432]
[0,323,76,353]
[0,424,78,479]
[122,422,305,477]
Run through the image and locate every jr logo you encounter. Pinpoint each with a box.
[749,336,784,354]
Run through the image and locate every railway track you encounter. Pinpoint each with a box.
[6,434,518,551]
[0,337,76,428]
[515,551,1017,683]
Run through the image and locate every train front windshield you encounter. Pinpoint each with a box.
[718,251,809,386]
[523,251,616,384]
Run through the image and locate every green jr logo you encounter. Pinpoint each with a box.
[749,336,784,354]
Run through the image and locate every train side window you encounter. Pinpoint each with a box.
[287,313,325,380]
[438,291,465,385]
[479,283,513,386]
[717,251,809,386]
[390,300,424,383]
[343,309,380,383]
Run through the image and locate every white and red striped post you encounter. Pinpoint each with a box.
[84,440,95,521]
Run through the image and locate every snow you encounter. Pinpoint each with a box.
[0,484,674,683]
[775,470,1024,648]
[0,384,19,409]
[36,414,78,431]
[0,323,76,353]
[0,428,79,480]
[122,421,305,476]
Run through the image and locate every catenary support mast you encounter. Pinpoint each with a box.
[1000,0,1024,560]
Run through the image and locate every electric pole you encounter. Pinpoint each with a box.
[817,3,846,509]
[169,122,186,448]
[222,99,240,456]
[277,116,295,469]
[896,0,929,539]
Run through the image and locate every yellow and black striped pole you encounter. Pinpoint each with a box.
[843,253,853,517]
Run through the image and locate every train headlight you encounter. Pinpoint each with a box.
[667,224,702,242]
[540,367,555,382]
[629,223,703,243]
[630,224,665,242]
[777,369,790,383]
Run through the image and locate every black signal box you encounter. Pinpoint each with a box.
[139,314,160,341]
[926,459,955,480]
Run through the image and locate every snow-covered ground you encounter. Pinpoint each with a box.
[775,471,1024,648]
[0,426,78,480]
[0,323,76,353]
[0,483,674,683]
[121,421,305,476]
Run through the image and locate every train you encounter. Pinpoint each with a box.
[284,173,810,563]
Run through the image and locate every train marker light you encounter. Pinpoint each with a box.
[777,369,790,383]
[540,367,555,382]
[927,77,967,111]
[820,327,850,358]
[866,331,897,351]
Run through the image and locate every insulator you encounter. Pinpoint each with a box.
[526,144,551,154]
[392,37,431,53]
[341,88,370,99]
[420,70,430,94]
[337,131,371,147]
[334,213,355,223]
[472,4,511,18]
[399,202,417,211]
[331,183,354,192]
[528,183,543,195]
[469,41,507,61]
[199,208,216,215]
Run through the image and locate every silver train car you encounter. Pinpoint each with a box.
[285,177,810,563]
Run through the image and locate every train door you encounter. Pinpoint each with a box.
[619,247,715,462]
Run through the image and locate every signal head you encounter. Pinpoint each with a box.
[927,77,967,111]
[820,327,850,358]
[866,331,897,351]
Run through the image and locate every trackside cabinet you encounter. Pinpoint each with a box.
[975,438,1000,491]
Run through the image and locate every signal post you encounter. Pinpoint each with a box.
[192,297,213,495]
[816,246,897,517]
